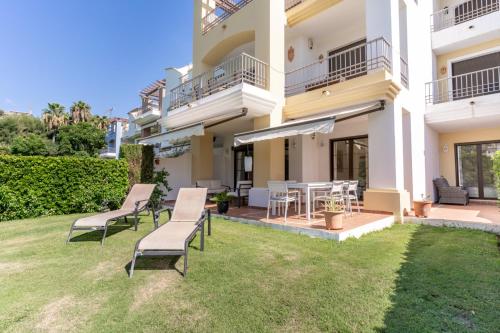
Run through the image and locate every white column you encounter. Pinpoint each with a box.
[365,0,401,85]
[368,101,405,190]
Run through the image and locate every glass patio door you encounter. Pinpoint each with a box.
[456,141,500,199]
[233,144,253,187]
[330,136,369,198]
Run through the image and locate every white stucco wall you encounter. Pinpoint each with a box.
[155,152,193,200]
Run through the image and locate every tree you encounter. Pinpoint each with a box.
[0,109,4,116]
[70,101,92,124]
[42,103,69,141]
[10,134,56,156]
[56,122,106,156]
[91,115,110,130]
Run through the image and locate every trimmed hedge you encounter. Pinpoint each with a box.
[0,155,129,221]
[119,144,154,186]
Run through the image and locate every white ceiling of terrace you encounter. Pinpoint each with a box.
[286,0,366,42]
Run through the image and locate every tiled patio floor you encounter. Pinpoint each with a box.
[206,203,395,241]
[407,202,500,224]
[405,201,500,234]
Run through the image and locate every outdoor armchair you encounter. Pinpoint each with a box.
[66,184,157,246]
[433,177,469,205]
[227,180,252,207]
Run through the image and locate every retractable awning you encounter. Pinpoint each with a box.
[138,122,204,146]
[233,101,384,147]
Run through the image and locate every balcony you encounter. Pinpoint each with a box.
[425,66,500,131]
[284,38,397,118]
[134,105,161,126]
[201,0,254,34]
[285,38,392,97]
[170,53,268,110]
[431,0,500,54]
[431,0,499,32]
[426,66,500,104]
[167,53,275,129]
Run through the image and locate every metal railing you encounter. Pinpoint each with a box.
[202,0,254,34]
[285,38,392,97]
[285,0,304,11]
[169,53,268,110]
[137,103,160,116]
[425,66,500,104]
[400,57,409,89]
[431,0,499,32]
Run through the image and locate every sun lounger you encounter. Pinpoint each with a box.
[66,184,157,246]
[129,187,209,278]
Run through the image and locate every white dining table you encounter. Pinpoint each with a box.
[287,182,332,222]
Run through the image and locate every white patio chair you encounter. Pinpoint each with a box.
[266,181,298,224]
[285,180,301,215]
[345,180,360,215]
[312,181,345,215]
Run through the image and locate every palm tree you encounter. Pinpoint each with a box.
[42,103,69,141]
[70,101,92,124]
[91,115,110,130]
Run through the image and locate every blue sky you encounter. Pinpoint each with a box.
[0,0,193,118]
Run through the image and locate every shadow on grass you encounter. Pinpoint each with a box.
[378,225,500,332]
[124,256,182,276]
[68,218,146,244]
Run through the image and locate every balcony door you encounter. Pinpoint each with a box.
[451,51,500,100]
[456,141,500,199]
[330,136,369,198]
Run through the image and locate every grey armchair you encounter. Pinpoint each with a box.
[433,177,469,205]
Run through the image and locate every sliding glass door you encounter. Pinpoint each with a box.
[330,136,369,198]
[456,141,500,199]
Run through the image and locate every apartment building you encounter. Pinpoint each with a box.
[100,118,128,159]
[153,0,499,218]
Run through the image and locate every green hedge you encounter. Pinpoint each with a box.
[0,155,129,221]
[119,144,154,186]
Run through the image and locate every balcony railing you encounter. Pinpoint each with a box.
[285,0,304,11]
[169,53,268,111]
[431,0,499,32]
[400,57,409,89]
[285,38,392,97]
[137,104,160,116]
[202,0,254,34]
[425,66,500,104]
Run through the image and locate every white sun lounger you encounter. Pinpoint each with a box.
[66,184,157,246]
[129,187,209,278]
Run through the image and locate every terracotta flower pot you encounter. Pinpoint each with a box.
[324,211,344,230]
[413,200,432,218]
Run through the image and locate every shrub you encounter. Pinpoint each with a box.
[10,134,56,156]
[0,155,129,221]
[0,114,46,146]
[119,144,154,186]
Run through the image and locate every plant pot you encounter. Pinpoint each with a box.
[413,200,432,218]
[216,201,229,214]
[324,211,343,230]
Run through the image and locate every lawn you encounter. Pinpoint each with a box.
[0,213,499,333]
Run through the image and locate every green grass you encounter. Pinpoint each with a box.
[0,214,499,333]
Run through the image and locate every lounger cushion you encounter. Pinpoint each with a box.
[171,188,208,222]
[121,184,157,211]
[137,222,198,251]
[73,210,133,228]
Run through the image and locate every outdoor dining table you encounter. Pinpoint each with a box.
[287,182,332,222]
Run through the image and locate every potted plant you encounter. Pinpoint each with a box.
[323,198,344,230]
[413,194,432,218]
[210,192,234,214]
